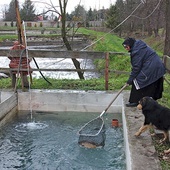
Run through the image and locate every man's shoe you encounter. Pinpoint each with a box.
[126,102,138,107]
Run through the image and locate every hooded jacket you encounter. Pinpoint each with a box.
[127,40,166,89]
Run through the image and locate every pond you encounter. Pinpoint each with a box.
[0,57,100,79]
[0,111,126,170]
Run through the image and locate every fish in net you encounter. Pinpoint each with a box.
[78,116,106,147]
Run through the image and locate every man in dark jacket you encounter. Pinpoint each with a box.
[122,37,166,107]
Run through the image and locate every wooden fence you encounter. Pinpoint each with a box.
[0,48,129,90]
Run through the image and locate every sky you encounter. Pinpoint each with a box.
[0,0,116,14]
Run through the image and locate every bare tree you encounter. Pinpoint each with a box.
[59,0,84,79]
[36,0,84,79]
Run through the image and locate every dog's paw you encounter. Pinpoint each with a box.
[159,138,166,144]
[135,132,141,136]
[150,133,156,137]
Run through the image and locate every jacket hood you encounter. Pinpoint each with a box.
[131,40,147,54]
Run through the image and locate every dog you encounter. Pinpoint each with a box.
[135,96,170,143]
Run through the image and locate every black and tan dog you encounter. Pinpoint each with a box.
[135,96,170,143]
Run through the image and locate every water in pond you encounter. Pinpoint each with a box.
[0,111,126,170]
[0,57,100,79]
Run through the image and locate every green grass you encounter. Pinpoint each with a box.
[0,35,18,42]
[78,28,125,52]
[151,133,170,170]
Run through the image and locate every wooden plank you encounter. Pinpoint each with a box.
[1,68,100,72]
[0,68,131,74]
[28,49,106,59]
[0,49,128,58]
[109,52,129,56]
[0,40,87,46]
[0,49,106,59]
[0,48,11,56]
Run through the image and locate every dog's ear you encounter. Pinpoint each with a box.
[140,96,156,110]
[139,97,147,106]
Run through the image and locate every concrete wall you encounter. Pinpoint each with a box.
[0,92,17,127]
[18,89,123,113]
[0,90,132,169]
[0,91,14,102]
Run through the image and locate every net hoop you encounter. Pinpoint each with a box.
[78,116,104,136]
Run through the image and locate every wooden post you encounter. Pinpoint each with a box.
[9,69,16,89]
[20,72,29,90]
[105,52,109,90]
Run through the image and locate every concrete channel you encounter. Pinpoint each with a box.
[0,90,162,170]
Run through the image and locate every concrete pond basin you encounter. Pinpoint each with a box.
[0,90,162,170]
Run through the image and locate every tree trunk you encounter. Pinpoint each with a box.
[164,0,170,56]
[147,17,152,36]
[59,0,84,79]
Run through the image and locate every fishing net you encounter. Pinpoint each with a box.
[78,84,127,148]
[78,116,106,147]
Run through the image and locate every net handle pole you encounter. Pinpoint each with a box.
[100,84,128,117]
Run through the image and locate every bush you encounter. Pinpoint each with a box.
[40,22,43,27]
[11,21,14,27]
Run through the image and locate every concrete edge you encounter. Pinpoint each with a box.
[122,99,132,170]
[17,89,123,113]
